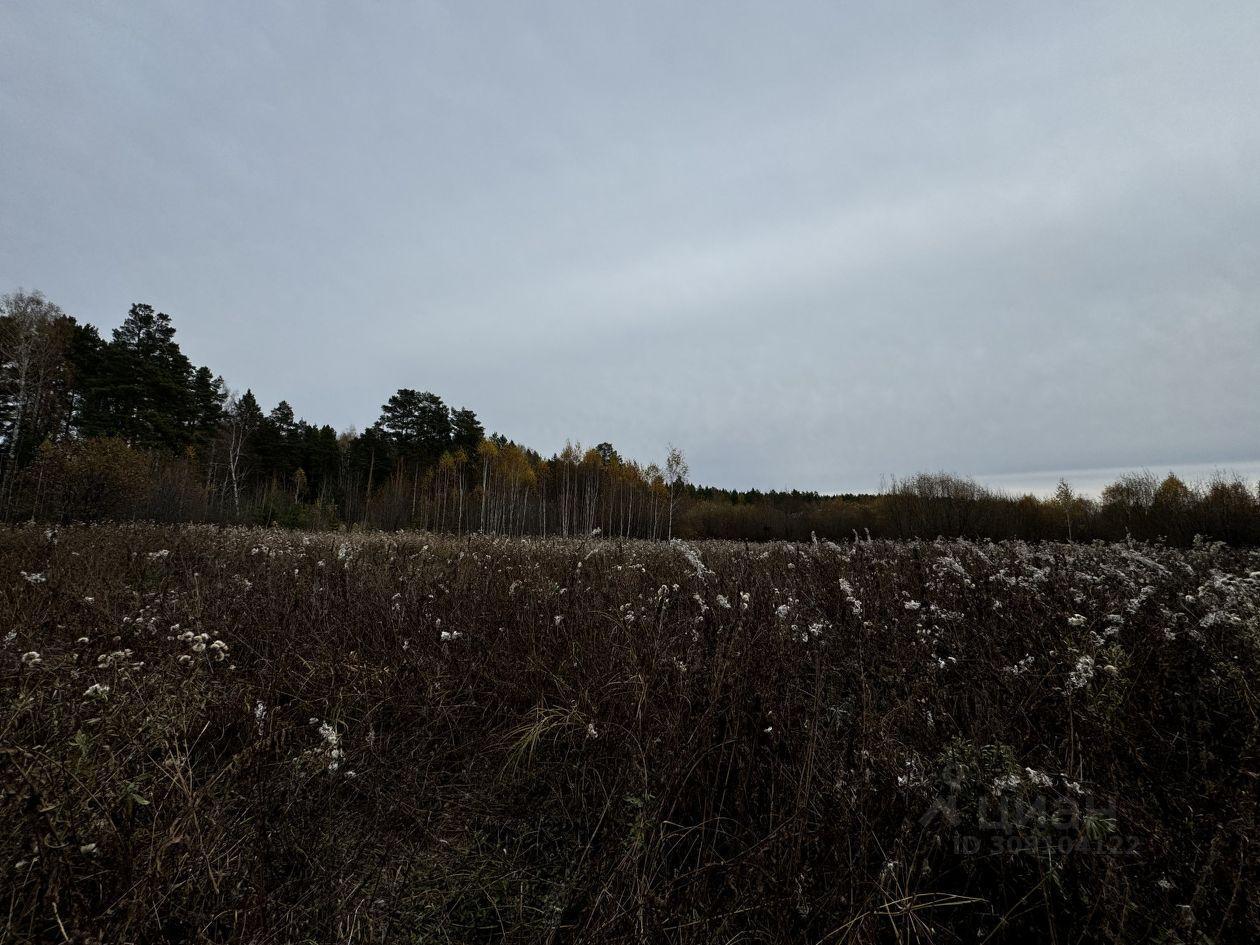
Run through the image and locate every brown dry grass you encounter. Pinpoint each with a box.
[2,525,1257,943]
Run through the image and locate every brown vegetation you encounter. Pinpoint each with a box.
[3,525,1257,942]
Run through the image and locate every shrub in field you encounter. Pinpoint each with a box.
[1,526,1257,942]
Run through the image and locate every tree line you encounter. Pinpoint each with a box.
[3,288,1258,543]
[685,471,1260,545]
[0,290,690,536]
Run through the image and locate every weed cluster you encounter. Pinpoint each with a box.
[2,526,1257,942]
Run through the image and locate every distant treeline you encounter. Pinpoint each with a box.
[688,471,1260,545]
[3,289,1258,543]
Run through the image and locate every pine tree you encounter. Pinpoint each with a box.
[302,423,342,502]
[233,389,264,430]
[378,389,451,464]
[450,407,484,453]
[65,322,111,437]
[269,400,297,437]
[105,304,196,450]
[190,367,227,441]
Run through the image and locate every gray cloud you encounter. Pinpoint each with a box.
[3,1,1258,491]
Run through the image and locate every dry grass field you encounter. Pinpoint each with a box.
[3,525,1258,943]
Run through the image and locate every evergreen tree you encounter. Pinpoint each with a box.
[190,367,227,441]
[450,407,484,453]
[65,322,111,437]
[378,389,451,464]
[348,423,393,494]
[233,389,264,430]
[269,400,297,437]
[301,423,342,501]
[104,304,196,450]
[254,400,300,482]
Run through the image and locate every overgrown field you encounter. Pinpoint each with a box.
[2,526,1258,943]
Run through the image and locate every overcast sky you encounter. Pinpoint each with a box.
[2,2,1258,492]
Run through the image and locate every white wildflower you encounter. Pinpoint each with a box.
[1067,654,1096,691]
[1024,767,1053,788]
[991,772,1022,795]
[317,721,344,772]
[672,539,710,578]
[1004,655,1035,675]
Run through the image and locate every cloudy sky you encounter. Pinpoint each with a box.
[3,2,1258,492]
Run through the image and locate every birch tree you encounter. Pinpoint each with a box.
[0,290,68,507]
[665,445,688,540]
